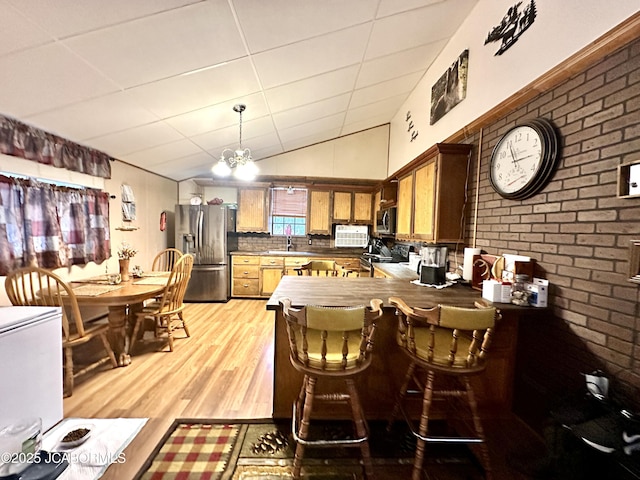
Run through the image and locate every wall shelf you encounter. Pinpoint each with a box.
[617,160,640,198]
[629,240,640,284]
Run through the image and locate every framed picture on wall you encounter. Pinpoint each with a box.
[430,49,469,125]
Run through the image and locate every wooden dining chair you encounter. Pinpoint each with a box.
[132,254,194,352]
[387,296,500,480]
[5,267,118,397]
[280,297,383,479]
[152,248,183,272]
[295,260,350,277]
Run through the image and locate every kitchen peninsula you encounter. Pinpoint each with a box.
[266,275,540,419]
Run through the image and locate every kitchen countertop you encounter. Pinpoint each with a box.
[370,262,419,280]
[230,250,364,257]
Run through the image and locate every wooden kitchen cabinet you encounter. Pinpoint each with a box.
[231,255,260,297]
[307,190,332,235]
[259,256,284,296]
[395,143,472,242]
[395,174,413,238]
[332,191,372,224]
[332,191,352,223]
[353,192,372,224]
[284,256,310,276]
[236,187,269,233]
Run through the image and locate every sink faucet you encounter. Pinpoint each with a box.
[286,236,293,251]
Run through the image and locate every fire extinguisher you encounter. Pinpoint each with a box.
[160,211,166,231]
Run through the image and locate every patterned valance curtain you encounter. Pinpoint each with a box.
[0,176,111,275]
[0,114,112,179]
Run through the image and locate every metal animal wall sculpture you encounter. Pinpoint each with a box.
[484,0,537,55]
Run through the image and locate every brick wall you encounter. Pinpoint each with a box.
[467,38,640,421]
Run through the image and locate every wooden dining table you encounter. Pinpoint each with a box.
[69,273,170,366]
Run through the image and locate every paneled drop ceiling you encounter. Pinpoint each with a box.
[0,0,478,181]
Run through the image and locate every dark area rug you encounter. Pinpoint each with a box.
[136,419,486,479]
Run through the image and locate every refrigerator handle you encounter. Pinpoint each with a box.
[197,209,204,255]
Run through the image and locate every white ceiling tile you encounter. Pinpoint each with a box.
[272,95,351,130]
[0,43,118,118]
[342,117,390,136]
[25,92,159,141]
[376,0,448,18]
[64,1,245,88]
[279,114,345,144]
[192,117,277,153]
[365,0,475,59]
[0,2,53,57]
[234,0,377,53]
[356,42,445,88]
[344,94,408,125]
[165,93,268,137]
[252,24,370,89]
[122,139,204,168]
[86,121,185,157]
[6,0,202,39]
[0,1,483,179]
[350,72,423,108]
[264,66,359,113]
[127,58,260,119]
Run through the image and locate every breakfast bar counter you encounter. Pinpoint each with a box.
[266,276,540,419]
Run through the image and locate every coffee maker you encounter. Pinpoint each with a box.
[418,244,448,285]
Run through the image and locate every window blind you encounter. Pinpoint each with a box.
[271,188,307,216]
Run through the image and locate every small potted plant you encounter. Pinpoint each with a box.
[117,242,138,281]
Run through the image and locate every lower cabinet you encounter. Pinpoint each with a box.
[260,256,285,297]
[231,256,260,297]
[232,254,362,297]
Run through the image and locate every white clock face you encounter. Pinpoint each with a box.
[490,125,543,195]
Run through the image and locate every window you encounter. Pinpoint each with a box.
[271,187,307,236]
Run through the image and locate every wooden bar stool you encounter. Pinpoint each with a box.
[280,297,383,479]
[387,296,500,480]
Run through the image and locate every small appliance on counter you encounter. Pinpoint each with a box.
[418,244,448,285]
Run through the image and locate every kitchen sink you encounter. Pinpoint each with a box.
[266,250,313,255]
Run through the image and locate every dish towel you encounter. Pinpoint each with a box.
[42,417,147,480]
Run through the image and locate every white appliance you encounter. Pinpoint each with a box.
[334,225,369,248]
[0,306,64,432]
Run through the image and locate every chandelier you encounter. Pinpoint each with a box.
[212,104,258,180]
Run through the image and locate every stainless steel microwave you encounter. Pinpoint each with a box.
[376,207,396,235]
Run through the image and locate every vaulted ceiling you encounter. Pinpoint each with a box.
[0,0,478,181]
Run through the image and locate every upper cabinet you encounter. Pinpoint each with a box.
[395,143,472,243]
[333,191,372,224]
[353,192,372,224]
[307,189,332,234]
[332,191,352,223]
[237,187,269,233]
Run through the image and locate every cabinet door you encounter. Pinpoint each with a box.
[412,161,436,240]
[332,191,352,223]
[396,174,413,238]
[260,268,283,296]
[307,190,331,234]
[353,192,372,224]
[237,188,268,233]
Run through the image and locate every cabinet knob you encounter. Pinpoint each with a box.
[243,271,249,275]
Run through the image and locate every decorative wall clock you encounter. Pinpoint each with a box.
[489,118,560,200]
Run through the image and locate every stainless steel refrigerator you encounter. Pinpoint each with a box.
[175,204,237,302]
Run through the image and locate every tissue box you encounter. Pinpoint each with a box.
[526,278,549,307]
[482,280,512,303]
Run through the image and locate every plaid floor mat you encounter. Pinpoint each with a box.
[137,420,484,480]
[140,423,241,480]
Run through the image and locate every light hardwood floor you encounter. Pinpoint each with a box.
[64,300,547,479]
[64,300,274,479]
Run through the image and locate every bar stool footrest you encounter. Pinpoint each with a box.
[292,403,369,447]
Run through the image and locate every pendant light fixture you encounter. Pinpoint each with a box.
[212,104,258,180]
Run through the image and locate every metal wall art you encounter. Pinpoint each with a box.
[430,49,469,125]
[405,111,418,142]
[484,0,537,56]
